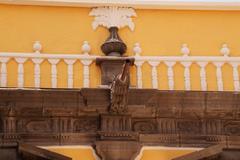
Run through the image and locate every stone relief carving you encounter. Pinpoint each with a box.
[110,61,130,114]
[73,118,99,132]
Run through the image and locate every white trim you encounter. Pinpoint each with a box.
[135,146,202,160]
[2,0,240,10]
[40,145,100,160]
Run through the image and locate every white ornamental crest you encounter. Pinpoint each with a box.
[89,6,137,31]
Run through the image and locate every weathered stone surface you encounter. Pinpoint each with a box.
[0,88,240,159]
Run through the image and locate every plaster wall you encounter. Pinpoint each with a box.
[0,4,239,90]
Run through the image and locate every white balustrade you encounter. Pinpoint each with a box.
[0,43,239,91]
[148,61,160,89]
[197,62,208,91]
[80,59,93,88]
[15,57,27,88]
[214,62,224,91]
[135,60,144,88]
[32,58,44,88]
[181,62,192,90]
[64,59,77,88]
[231,62,240,91]
[48,58,60,88]
[164,61,176,90]
[0,57,9,87]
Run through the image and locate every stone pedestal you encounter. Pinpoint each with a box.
[96,57,134,85]
[95,114,140,160]
[98,114,138,141]
[95,141,141,160]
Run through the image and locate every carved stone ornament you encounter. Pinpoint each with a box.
[90,6,136,31]
[110,61,130,114]
[90,6,137,56]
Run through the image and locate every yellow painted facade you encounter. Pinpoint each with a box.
[140,149,196,160]
[43,147,97,160]
[0,3,239,159]
[43,146,197,160]
[0,4,240,90]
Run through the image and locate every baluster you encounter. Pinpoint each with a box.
[181,43,190,57]
[181,62,192,90]
[133,43,142,57]
[32,58,44,88]
[15,58,27,88]
[197,62,208,91]
[80,59,92,88]
[214,62,224,91]
[148,61,160,89]
[0,57,9,87]
[64,59,76,88]
[230,62,240,91]
[82,41,91,55]
[165,62,176,90]
[135,60,144,88]
[48,59,60,88]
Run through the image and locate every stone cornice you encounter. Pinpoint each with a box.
[1,0,240,10]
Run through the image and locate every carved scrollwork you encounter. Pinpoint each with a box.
[133,121,156,133]
[177,120,201,134]
[73,118,99,132]
[224,121,240,136]
[25,120,51,133]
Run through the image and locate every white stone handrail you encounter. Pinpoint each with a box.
[134,55,240,91]
[0,52,97,88]
[0,42,240,91]
[133,43,240,91]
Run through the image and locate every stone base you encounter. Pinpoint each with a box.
[96,57,134,85]
[95,141,141,160]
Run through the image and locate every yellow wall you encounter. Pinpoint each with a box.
[0,4,240,90]
[43,147,97,160]
[43,146,197,160]
[140,149,196,160]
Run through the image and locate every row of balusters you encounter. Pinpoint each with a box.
[0,56,240,91]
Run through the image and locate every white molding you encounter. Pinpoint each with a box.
[2,0,240,10]
[90,6,136,31]
[1,52,240,62]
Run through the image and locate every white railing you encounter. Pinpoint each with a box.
[0,41,240,91]
[133,43,240,91]
[0,41,98,88]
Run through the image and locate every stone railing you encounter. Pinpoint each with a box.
[0,42,240,91]
[0,41,97,88]
[133,43,240,91]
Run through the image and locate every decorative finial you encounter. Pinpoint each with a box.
[133,43,142,56]
[181,44,190,56]
[220,43,230,57]
[89,6,137,31]
[33,41,42,54]
[82,41,91,55]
